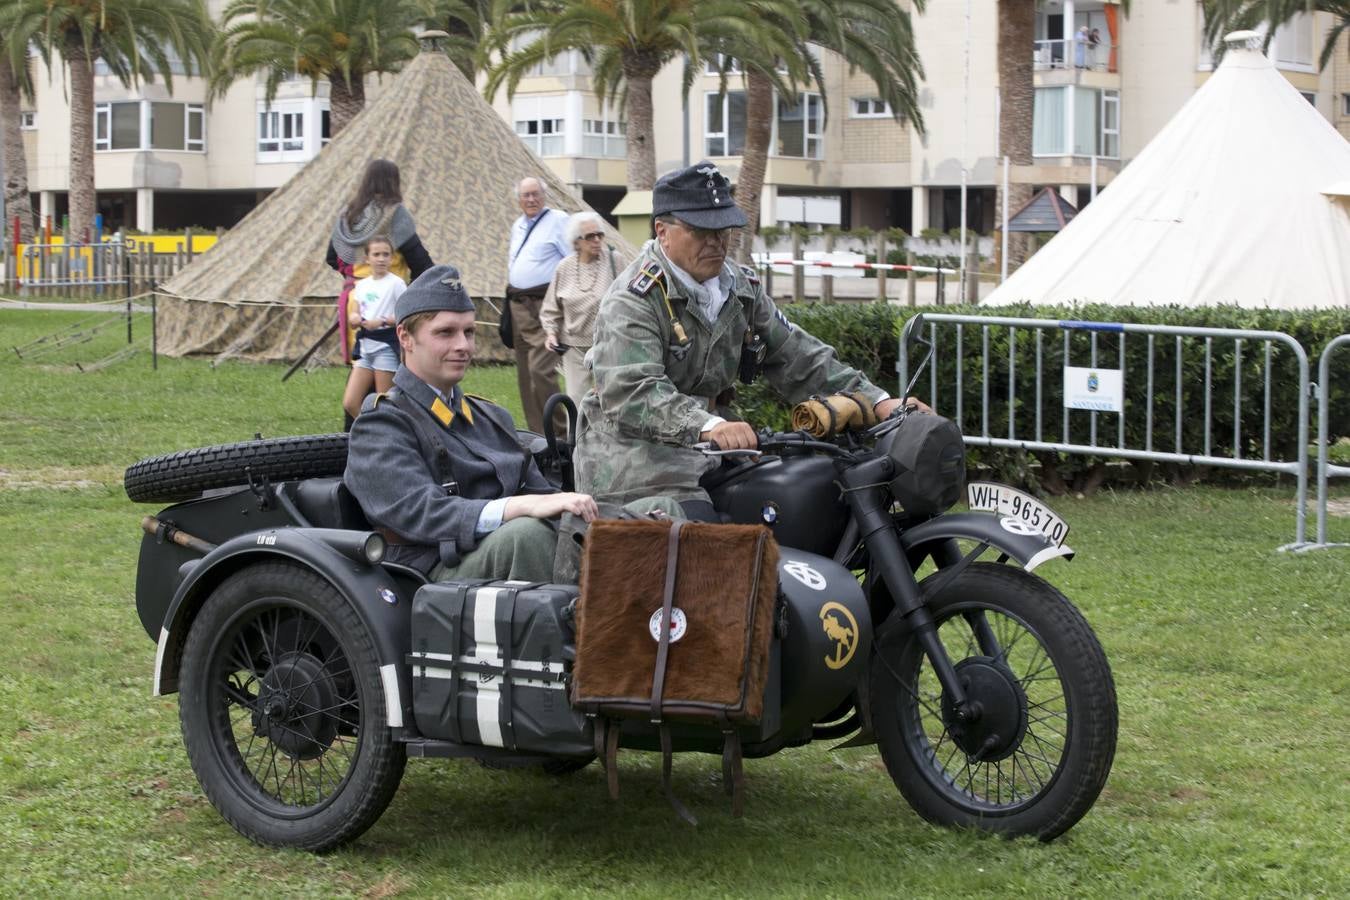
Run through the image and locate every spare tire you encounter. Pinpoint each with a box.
[124,434,349,504]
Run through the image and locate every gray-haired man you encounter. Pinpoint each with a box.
[575,162,917,519]
[506,176,571,437]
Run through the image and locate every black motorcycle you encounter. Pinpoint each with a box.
[125,314,1117,850]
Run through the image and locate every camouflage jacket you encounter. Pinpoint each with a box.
[574,240,886,504]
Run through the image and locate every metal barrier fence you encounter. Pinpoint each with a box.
[1309,334,1350,550]
[899,313,1313,548]
[14,240,191,294]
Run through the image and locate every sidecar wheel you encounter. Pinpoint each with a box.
[870,563,1117,841]
[179,562,406,851]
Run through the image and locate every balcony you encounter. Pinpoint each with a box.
[1033,37,1118,74]
[1035,1,1120,77]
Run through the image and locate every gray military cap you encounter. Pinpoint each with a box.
[652,160,748,231]
[396,263,474,323]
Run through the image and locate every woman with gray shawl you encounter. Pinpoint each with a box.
[326,158,433,284]
[327,159,433,427]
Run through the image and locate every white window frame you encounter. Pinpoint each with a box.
[19,110,36,130]
[582,115,626,158]
[186,104,205,151]
[94,100,206,152]
[514,117,565,156]
[259,109,305,152]
[850,97,893,119]
[256,99,325,162]
[1099,90,1120,159]
[705,54,743,75]
[774,91,824,160]
[1343,93,1350,116]
[704,90,747,157]
[1270,13,1314,72]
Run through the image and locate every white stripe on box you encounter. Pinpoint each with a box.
[472,588,504,747]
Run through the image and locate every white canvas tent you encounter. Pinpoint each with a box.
[985,32,1350,309]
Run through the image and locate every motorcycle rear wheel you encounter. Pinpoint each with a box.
[870,562,1117,841]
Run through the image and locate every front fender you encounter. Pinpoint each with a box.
[152,528,414,729]
[900,512,1074,573]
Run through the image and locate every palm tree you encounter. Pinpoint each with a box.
[719,0,927,241]
[996,1,1038,270]
[0,0,215,242]
[485,0,760,191]
[0,33,36,243]
[1202,0,1349,68]
[212,0,434,139]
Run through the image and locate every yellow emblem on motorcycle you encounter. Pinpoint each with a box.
[819,602,859,670]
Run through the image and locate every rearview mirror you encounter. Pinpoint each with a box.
[898,314,933,401]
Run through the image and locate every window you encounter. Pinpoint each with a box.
[1343,93,1350,116]
[19,110,36,130]
[1100,90,1119,159]
[259,109,305,152]
[94,100,204,151]
[1270,13,1313,70]
[95,101,140,150]
[705,91,747,156]
[777,92,823,158]
[1034,86,1118,158]
[583,118,626,157]
[704,54,742,75]
[515,117,565,155]
[851,97,893,119]
[1299,91,1316,106]
[256,100,326,160]
[321,109,331,147]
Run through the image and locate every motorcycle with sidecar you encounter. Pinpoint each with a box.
[125,314,1117,850]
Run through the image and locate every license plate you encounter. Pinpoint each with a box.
[965,481,1070,547]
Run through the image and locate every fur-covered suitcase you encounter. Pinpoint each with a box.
[572,519,779,722]
[571,519,779,820]
[410,580,592,756]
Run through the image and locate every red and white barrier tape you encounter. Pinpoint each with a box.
[756,258,957,275]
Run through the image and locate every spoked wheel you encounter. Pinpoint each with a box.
[870,563,1117,841]
[179,562,406,850]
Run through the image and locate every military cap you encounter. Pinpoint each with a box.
[396,263,474,323]
[652,160,748,231]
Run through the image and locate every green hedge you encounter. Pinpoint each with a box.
[734,302,1350,486]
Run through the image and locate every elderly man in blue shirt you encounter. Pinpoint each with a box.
[506,176,572,437]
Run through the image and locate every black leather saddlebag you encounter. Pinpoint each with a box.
[410,580,592,756]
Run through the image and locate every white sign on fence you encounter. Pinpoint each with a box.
[1063,366,1124,412]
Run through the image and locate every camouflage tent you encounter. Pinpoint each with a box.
[156,40,632,362]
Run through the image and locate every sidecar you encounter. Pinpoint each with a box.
[128,433,875,851]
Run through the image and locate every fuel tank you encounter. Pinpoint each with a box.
[708,452,849,558]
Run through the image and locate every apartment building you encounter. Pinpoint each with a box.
[11,2,1350,235]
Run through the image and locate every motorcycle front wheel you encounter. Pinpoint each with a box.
[870,562,1117,841]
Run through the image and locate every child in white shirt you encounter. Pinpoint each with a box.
[342,235,406,420]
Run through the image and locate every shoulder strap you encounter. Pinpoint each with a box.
[388,389,457,489]
[510,208,550,264]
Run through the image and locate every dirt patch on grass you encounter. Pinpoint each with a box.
[1325,498,1350,517]
[0,466,120,490]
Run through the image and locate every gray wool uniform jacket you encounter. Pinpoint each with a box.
[344,366,556,572]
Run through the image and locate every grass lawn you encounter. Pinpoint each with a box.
[1,309,1348,898]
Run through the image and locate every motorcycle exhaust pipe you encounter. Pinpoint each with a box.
[141,515,216,556]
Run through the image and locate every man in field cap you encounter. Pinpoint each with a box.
[344,263,599,581]
[574,161,920,519]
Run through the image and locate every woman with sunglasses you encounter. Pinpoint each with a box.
[541,211,619,409]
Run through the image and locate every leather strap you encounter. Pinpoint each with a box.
[649,520,685,724]
[721,730,746,817]
[660,724,697,826]
[605,720,620,800]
